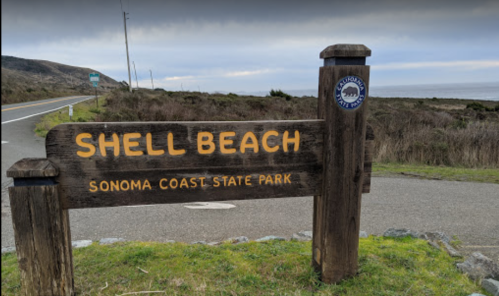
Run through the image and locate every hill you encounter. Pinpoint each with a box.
[1,56,121,104]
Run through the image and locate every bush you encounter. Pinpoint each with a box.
[269,89,292,101]
[466,102,495,112]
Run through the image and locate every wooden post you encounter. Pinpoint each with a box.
[7,158,74,296]
[313,44,371,283]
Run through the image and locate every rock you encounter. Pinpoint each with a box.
[1,247,16,254]
[165,240,176,243]
[191,241,207,245]
[481,278,499,296]
[457,252,499,281]
[226,236,249,244]
[423,231,451,243]
[256,235,286,242]
[72,240,93,248]
[428,241,440,250]
[207,242,220,246]
[291,231,313,241]
[383,228,419,239]
[99,238,126,245]
[359,231,368,238]
[439,240,462,257]
[468,293,487,296]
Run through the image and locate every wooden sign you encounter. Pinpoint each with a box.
[46,120,324,209]
[8,44,373,295]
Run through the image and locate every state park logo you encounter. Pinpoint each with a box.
[335,76,366,110]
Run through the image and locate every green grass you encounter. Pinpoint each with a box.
[373,163,499,184]
[1,237,490,295]
[34,96,106,137]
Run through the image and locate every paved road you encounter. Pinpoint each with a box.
[2,97,498,262]
[2,95,94,124]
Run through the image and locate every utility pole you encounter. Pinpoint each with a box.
[150,70,154,89]
[123,11,132,93]
[133,61,138,90]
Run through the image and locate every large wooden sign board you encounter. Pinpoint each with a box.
[46,120,324,209]
[8,44,372,295]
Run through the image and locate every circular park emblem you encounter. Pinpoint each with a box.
[335,76,366,110]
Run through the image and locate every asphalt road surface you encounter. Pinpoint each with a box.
[2,96,498,262]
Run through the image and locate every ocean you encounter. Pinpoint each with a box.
[241,82,499,101]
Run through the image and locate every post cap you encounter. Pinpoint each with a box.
[320,44,371,59]
[7,158,59,178]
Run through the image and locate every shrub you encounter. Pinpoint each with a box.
[269,89,292,101]
[466,102,494,112]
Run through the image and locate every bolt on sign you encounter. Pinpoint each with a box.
[8,44,372,295]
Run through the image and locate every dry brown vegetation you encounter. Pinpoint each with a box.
[1,55,120,104]
[96,89,499,168]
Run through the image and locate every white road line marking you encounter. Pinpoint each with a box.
[1,141,8,144]
[1,97,93,125]
[184,202,236,210]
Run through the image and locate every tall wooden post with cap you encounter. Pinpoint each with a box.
[313,44,371,283]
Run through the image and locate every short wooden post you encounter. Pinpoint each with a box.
[313,44,371,283]
[7,158,74,296]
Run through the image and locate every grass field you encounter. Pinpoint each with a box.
[373,163,499,184]
[34,95,106,137]
[1,237,490,296]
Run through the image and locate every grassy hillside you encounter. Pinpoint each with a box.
[92,89,498,169]
[1,56,120,104]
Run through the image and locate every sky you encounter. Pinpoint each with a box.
[2,0,499,94]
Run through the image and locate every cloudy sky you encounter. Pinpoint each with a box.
[2,0,499,93]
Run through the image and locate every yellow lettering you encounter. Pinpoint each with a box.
[76,133,96,157]
[168,133,186,156]
[237,176,243,185]
[198,132,216,154]
[259,175,265,185]
[275,174,282,184]
[222,176,229,186]
[240,132,259,154]
[169,179,178,189]
[265,175,274,185]
[143,179,152,190]
[120,180,130,191]
[99,133,120,157]
[123,133,143,156]
[284,174,291,184]
[199,177,206,187]
[262,131,279,153]
[228,176,236,186]
[160,178,168,189]
[213,177,220,187]
[131,180,141,190]
[245,175,252,186]
[110,180,120,191]
[283,130,300,152]
[180,178,189,188]
[100,181,109,191]
[220,131,236,154]
[89,181,98,192]
[189,178,198,188]
[146,133,165,156]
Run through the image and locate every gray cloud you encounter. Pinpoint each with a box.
[2,0,499,92]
